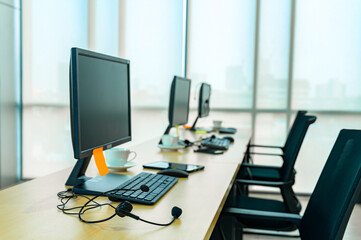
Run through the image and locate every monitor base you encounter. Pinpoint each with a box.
[72,173,133,195]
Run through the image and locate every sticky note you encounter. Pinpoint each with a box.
[93,147,109,176]
[195,130,207,134]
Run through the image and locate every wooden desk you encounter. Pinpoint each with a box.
[0,131,249,239]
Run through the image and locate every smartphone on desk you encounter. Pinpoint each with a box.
[143,161,204,173]
[194,149,223,154]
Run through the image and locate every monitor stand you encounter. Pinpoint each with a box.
[159,124,192,147]
[65,155,133,195]
[190,116,212,133]
[158,124,172,145]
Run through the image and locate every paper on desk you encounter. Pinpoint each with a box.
[93,147,109,176]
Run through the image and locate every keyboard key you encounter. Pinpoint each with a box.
[115,190,126,195]
[137,192,148,200]
[130,190,142,198]
[152,188,163,194]
[122,191,134,197]
[145,193,158,201]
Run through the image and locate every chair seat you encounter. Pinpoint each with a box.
[244,167,281,181]
[225,195,297,231]
[226,195,287,212]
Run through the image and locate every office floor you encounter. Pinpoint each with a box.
[243,193,361,240]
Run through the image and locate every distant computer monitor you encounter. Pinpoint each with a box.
[191,83,212,131]
[66,48,134,194]
[160,76,191,143]
[168,76,191,127]
[198,83,211,118]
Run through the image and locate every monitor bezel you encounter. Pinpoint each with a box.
[168,76,191,127]
[70,47,132,159]
[198,83,211,118]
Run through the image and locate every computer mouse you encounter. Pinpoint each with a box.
[222,136,234,143]
[157,169,189,178]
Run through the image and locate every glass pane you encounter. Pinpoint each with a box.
[187,0,256,109]
[121,0,184,107]
[22,0,88,105]
[22,107,74,178]
[253,113,287,166]
[293,114,361,193]
[256,0,291,109]
[91,0,119,56]
[293,0,361,110]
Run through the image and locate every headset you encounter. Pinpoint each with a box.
[58,184,182,226]
[115,201,182,226]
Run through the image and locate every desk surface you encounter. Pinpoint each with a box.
[0,131,249,239]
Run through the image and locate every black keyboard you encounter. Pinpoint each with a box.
[201,137,230,150]
[107,172,178,205]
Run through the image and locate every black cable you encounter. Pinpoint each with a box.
[75,186,146,224]
[57,185,177,225]
[57,188,110,216]
[77,189,119,224]
[139,217,176,227]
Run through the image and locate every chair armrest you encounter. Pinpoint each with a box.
[248,152,283,157]
[249,144,283,149]
[223,207,302,227]
[241,163,282,171]
[235,179,293,187]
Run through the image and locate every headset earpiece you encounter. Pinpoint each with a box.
[115,201,133,217]
[115,201,140,220]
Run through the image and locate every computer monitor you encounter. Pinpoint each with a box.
[160,76,191,142]
[169,76,191,127]
[190,83,212,131]
[66,48,134,195]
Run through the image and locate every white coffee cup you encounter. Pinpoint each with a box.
[213,120,223,129]
[105,148,137,167]
[161,134,179,147]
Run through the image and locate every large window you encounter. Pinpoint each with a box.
[291,0,361,192]
[293,0,361,111]
[256,0,291,109]
[23,0,88,105]
[21,0,361,193]
[122,0,185,107]
[22,0,88,178]
[187,0,256,109]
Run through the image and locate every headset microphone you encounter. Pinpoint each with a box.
[171,206,182,218]
[116,201,182,226]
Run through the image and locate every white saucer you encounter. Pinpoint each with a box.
[107,161,137,171]
[157,144,185,151]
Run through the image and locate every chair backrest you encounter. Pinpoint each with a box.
[280,115,317,181]
[299,129,361,240]
[283,110,308,151]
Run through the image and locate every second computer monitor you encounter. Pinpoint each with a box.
[168,76,191,127]
[198,83,211,118]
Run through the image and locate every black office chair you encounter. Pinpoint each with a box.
[240,111,311,185]
[235,115,317,214]
[217,129,361,240]
[245,110,308,164]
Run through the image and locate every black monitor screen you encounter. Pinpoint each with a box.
[169,76,191,126]
[70,48,131,159]
[198,83,211,118]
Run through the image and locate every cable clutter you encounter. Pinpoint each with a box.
[57,185,182,226]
